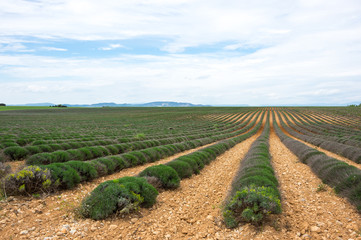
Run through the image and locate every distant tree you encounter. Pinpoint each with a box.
[348,104,361,107]
[51,104,67,108]
[0,103,6,107]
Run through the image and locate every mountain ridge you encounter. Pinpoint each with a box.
[12,101,212,107]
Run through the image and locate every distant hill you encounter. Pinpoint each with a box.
[66,101,210,107]
[12,101,211,107]
[23,103,54,106]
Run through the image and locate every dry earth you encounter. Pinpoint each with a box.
[269,116,361,240]
[0,113,360,240]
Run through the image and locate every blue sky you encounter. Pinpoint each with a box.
[1,0,361,106]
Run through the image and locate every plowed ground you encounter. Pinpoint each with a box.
[0,114,360,240]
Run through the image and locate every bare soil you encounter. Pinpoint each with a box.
[0,113,360,240]
[269,116,361,240]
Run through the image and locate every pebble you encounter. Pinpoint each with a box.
[206,215,213,220]
[62,224,70,230]
[2,125,361,240]
[310,226,320,232]
[109,225,117,230]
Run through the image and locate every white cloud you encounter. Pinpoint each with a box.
[0,0,361,105]
[40,47,67,51]
[98,44,124,51]
[223,44,244,51]
[0,43,34,52]
[0,49,360,105]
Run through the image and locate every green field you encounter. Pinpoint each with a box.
[0,106,361,230]
[0,106,56,111]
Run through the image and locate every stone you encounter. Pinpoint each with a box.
[62,224,70,230]
[109,225,117,230]
[131,218,138,223]
[20,230,28,235]
[301,234,312,239]
[310,226,320,232]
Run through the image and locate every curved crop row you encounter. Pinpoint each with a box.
[299,109,361,129]
[25,111,260,165]
[284,110,361,145]
[24,137,188,165]
[78,112,265,220]
[2,111,254,162]
[0,110,245,157]
[287,111,361,146]
[223,115,281,228]
[289,110,361,137]
[273,111,361,211]
[43,111,261,187]
[276,111,361,163]
[2,112,262,196]
[2,139,210,195]
[3,139,116,161]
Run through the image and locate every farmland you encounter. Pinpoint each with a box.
[0,107,361,239]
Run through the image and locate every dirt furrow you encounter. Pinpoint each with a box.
[278,113,361,170]
[268,122,361,240]
[0,142,220,239]
[286,132,361,171]
[111,130,264,240]
[0,115,263,240]
[1,124,263,240]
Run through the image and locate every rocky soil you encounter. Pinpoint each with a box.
[0,113,360,240]
[269,117,361,240]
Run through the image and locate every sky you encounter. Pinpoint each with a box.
[0,0,361,106]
